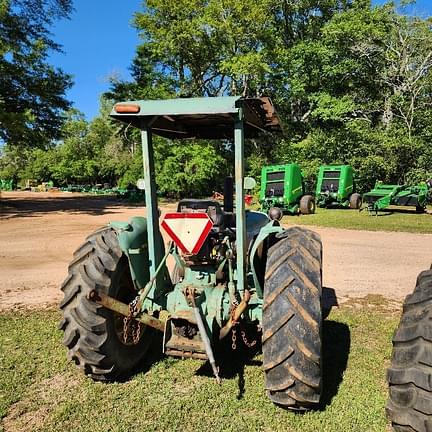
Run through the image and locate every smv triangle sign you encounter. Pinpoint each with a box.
[161,213,214,255]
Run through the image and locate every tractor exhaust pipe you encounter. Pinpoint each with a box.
[224,176,234,213]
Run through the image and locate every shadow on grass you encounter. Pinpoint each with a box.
[125,312,349,408]
[195,317,350,407]
[364,207,429,217]
[196,321,262,400]
[320,319,350,409]
[117,330,166,382]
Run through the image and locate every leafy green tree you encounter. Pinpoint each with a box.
[155,142,227,197]
[105,0,355,196]
[0,144,29,183]
[7,0,431,196]
[131,0,354,99]
[0,0,73,147]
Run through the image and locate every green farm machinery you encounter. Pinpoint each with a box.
[60,96,325,410]
[363,180,432,214]
[0,179,14,191]
[315,165,361,209]
[259,163,315,217]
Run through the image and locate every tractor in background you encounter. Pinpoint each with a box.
[315,164,362,209]
[59,96,324,410]
[259,163,315,217]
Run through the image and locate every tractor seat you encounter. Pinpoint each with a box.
[177,199,234,229]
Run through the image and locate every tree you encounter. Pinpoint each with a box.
[103,0,356,196]
[380,15,432,139]
[130,0,354,99]
[0,0,73,147]
[155,142,227,197]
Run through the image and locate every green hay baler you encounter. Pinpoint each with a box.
[315,165,361,209]
[259,163,315,216]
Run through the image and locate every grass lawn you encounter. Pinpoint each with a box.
[0,302,399,432]
[281,206,432,233]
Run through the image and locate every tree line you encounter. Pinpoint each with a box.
[1,0,431,196]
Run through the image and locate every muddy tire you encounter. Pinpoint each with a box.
[262,226,323,410]
[387,269,432,431]
[349,193,362,209]
[300,195,316,215]
[59,227,153,381]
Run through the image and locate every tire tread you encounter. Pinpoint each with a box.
[262,226,322,410]
[59,227,150,381]
[387,269,432,432]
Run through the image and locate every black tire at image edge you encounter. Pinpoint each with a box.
[387,269,432,432]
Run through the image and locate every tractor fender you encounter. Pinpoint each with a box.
[245,210,272,245]
[109,217,151,291]
[249,220,285,299]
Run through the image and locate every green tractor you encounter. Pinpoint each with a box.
[59,96,325,410]
[259,163,315,217]
[387,264,432,431]
[315,164,362,209]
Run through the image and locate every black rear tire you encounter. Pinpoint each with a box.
[262,226,323,410]
[387,269,432,431]
[59,227,153,381]
[349,193,362,209]
[300,195,316,215]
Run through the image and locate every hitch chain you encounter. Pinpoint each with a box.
[230,303,238,350]
[230,304,257,350]
[231,328,237,350]
[123,297,141,345]
[240,330,257,348]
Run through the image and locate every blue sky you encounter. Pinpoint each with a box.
[50,0,432,121]
[49,0,142,120]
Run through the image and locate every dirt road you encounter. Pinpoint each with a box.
[1,191,431,311]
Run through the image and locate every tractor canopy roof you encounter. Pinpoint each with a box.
[110,96,281,139]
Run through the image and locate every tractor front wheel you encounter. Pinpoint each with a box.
[387,269,432,431]
[262,226,323,410]
[59,227,153,381]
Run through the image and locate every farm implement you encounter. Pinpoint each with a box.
[315,165,361,209]
[259,163,315,217]
[363,180,432,214]
[59,96,325,410]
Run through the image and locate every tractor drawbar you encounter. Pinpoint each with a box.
[87,290,165,332]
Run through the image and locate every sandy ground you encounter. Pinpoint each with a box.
[1,191,431,311]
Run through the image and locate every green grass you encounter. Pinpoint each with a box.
[0,304,399,431]
[281,206,432,233]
